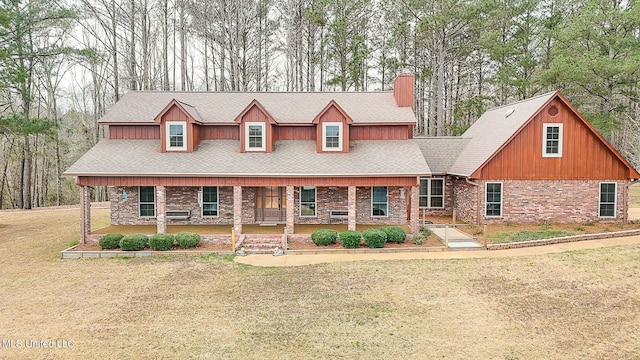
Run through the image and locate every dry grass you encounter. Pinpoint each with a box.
[1,207,640,359]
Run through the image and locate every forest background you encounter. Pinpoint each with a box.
[0,0,639,209]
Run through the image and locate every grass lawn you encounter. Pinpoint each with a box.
[1,207,640,359]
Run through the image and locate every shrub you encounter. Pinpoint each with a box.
[380,226,406,244]
[149,234,175,251]
[339,230,362,249]
[311,229,338,246]
[99,233,123,249]
[119,234,148,251]
[363,229,387,248]
[175,232,200,248]
[412,234,425,245]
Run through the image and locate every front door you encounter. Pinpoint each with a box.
[256,187,286,222]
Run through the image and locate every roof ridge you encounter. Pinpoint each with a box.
[126,90,395,95]
[485,91,557,112]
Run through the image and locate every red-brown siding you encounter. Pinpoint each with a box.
[238,105,274,153]
[275,126,316,140]
[199,125,240,140]
[350,125,412,140]
[393,74,414,109]
[109,125,160,139]
[474,99,634,180]
[77,176,419,187]
[315,105,350,153]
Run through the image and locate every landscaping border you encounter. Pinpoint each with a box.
[60,245,234,259]
[486,229,640,250]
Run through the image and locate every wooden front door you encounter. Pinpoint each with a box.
[256,187,286,222]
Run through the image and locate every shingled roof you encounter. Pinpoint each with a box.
[414,137,470,175]
[65,140,431,177]
[448,92,557,177]
[99,91,416,125]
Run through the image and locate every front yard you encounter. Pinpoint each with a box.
[1,206,640,359]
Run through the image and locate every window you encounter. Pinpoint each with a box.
[322,122,343,151]
[166,122,186,151]
[245,122,265,151]
[300,186,316,217]
[202,186,218,217]
[599,182,617,218]
[372,186,388,217]
[543,123,563,157]
[419,178,444,208]
[139,186,156,217]
[485,182,502,217]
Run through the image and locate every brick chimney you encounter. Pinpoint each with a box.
[393,74,415,109]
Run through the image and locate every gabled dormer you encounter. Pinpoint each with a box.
[235,100,276,153]
[313,100,352,153]
[154,99,203,153]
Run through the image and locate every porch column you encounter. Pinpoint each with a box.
[348,186,356,231]
[156,186,167,234]
[79,186,91,244]
[285,186,295,235]
[410,185,419,234]
[233,186,243,234]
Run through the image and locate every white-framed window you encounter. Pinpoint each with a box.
[139,186,156,217]
[485,182,502,217]
[372,186,388,217]
[245,122,266,151]
[166,121,186,151]
[299,186,317,217]
[419,178,444,208]
[322,122,343,151]
[543,123,563,157]
[599,182,617,218]
[202,186,219,217]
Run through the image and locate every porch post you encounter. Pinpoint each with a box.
[285,186,295,235]
[156,186,167,234]
[348,186,356,231]
[410,185,419,234]
[233,186,243,234]
[79,186,91,244]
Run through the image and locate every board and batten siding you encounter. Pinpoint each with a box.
[473,99,633,180]
[109,125,160,139]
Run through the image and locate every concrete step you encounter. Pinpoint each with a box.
[239,234,285,254]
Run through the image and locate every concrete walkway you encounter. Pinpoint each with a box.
[234,234,640,267]
[430,227,482,249]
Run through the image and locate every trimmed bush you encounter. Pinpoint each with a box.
[363,229,387,248]
[175,232,200,249]
[149,234,175,251]
[119,234,148,251]
[99,233,123,249]
[311,229,338,246]
[380,226,407,244]
[339,230,362,249]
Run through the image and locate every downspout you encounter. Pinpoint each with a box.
[465,177,481,226]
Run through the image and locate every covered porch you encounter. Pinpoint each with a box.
[76,176,422,245]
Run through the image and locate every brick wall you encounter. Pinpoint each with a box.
[420,176,455,217]
[452,179,629,224]
[451,178,479,224]
[294,187,349,224]
[356,186,408,225]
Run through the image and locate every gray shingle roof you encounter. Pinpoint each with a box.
[100,91,416,124]
[448,91,557,177]
[65,139,430,177]
[414,137,471,174]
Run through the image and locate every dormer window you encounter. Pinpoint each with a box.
[166,122,186,151]
[245,122,266,151]
[322,122,343,151]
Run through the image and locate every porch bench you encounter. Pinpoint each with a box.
[165,210,190,220]
[329,209,349,224]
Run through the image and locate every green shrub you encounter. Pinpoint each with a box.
[363,229,387,248]
[99,233,123,249]
[149,234,175,251]
[412,234,425,245]
[175,232,200,248]
[380,226,406,244]
[311,229,338,246]
[339,230,362,249]
[119,234,148,251]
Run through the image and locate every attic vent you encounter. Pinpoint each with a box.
[548,105,559,116]
[505,108,515,118]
